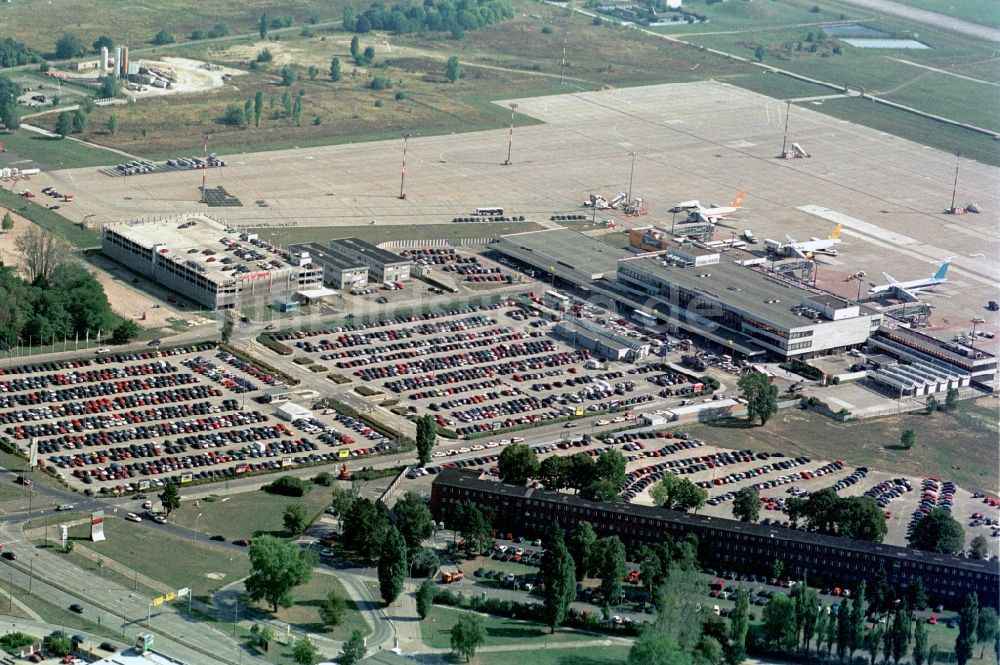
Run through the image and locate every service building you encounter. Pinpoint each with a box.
[289,243,369,289]
[327,237,411,284]
[102,215,323,310]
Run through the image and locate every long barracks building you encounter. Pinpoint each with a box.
[431,469,999,607]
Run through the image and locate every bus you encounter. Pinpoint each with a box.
[475,206,504,216]
[632,309,658,327]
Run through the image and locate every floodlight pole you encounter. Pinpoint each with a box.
[201,134,209,203]
[504,104,518,166]
[780,100,791,156]
[627,152,637,208]
[949,153,961,211]
[399,134,410,200]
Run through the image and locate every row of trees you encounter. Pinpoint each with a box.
[0,37,41,68]
[223,89,305,128]
[786,487,889,542]
[0,74,21,130]
[498,443,630,501]
[342,0,514,37]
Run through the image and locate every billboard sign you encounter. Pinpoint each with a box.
[91,511,106,542]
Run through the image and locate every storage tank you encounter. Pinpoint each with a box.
[115,47,123,78]
[100,46,108,75]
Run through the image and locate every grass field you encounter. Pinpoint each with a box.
[0,0,335,55]
[0,130,122,170]
[64,517,251,598]
[0,189,102,248]
[261,571,369,639]
[421,604,604,649]
[477,645,633,665]
[168,484,331,541]
[891,0,1000,29]
[685,398,998,494]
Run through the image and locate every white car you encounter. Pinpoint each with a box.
[95,348,111,354]
[125,513,142,523]
[595,419,610,426]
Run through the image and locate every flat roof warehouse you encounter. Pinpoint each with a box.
[495,228,630,282]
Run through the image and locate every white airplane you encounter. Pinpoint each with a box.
[670,191,746,223]
[869,260,951,300]
[768,224,843,258]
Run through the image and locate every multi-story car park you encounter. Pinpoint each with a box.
[102,215,324,310]
[615,255,882,360]
[289,243,369,290]
[430,469,999,608]
[327,237,412,284]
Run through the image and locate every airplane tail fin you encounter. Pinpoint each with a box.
[933,261,950,281]
[730,191,746,208]
[829,224,843,241]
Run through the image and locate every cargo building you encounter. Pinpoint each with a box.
[289,243,368,289]
[327,238,411,284]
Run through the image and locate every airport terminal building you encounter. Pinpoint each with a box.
[616,256,881,360]
[102,215,323,310]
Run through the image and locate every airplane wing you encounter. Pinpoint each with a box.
[896,287,921,304]
[788,246,808,259]
[881,272,898,285]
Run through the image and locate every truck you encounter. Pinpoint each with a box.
[440,570,465,584]
[741,229,757,244]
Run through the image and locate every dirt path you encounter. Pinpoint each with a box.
[836,0,1000,42]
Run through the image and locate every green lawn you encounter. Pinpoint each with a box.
[63,517,250,599]
[0,188,102,248]
[0,130,122,170]
[684,398,998,495]
[478,645,632,665]
[421,605,601,649]
[261,571,370,640]
[890,0,1000,29]
[168,485,332,541]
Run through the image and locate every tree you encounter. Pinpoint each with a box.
[362,46,376,64]
[329,485,356,524]
[905,578,928,615]
[848,582,866,661]
[292,95,303,126]
[771,558,784,581]
[539,455,571,490]
[98,75,121,98]
[244,536,317,612]
[106,114,119,135]
[410,547,439,577]
[158,483,180,516]
[259,13,268,39]
[454,501,493,556]
[392,491,435,553]
[350,36,360,60]
[378,526,407,605]
[111,320,139,345]
[319,590,346,627]
[223,103,247,127]
[945,387,959,410]
[568,521,597,581]
[655,565,707,652]
[908,508,964,553]
[730,585,750,663]
[343,497,389,562]
[93,36,114,53]
[836,600,850,662]
[55,111,72,138]
[451,613,485,662]
[754,45,766,61]
[594,449,627,489]
[825,601,838,657]
[732,486,760,523]
[596,536,626,609]
[308,65,319,80]
[445,56,462,83]
[152,30,176,45]
[45,632,73,657]
[567,453,596,493]
[738,372,778,425]
[651,474,708,512]
[540,524,576,633]
[956,593,979,665]
[267,475,308,497]
[416,578,434,619]
[415,414,437,466]
[581,478,621,502]
[292,637,319,665]
[763,594,797,651]
[71,108,88,134]
[253,91,264,127]
[497,443,539,485]
[339,629,367,665]
[280,65,298,86]
[1,212,13,233]
[978,608,998,659]
[815,604,830,658]
[283,503,308,535]
[629,633,692,665]
[16,226,74,285]
[55,34,86,59]
[282,90,293,117]
[914,617,929,665]
[900,429,916,449]
[865,625,884,665]
[793,583,820,656]
[970,534,990,559]
[889,605,910,665]
[330,57,342,82]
